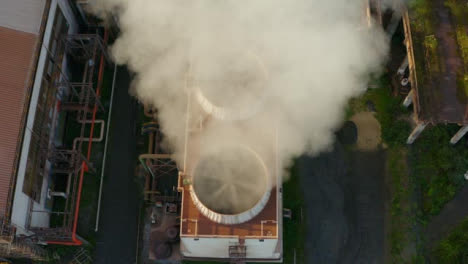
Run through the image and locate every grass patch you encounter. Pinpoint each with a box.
[445,0,468,101]
[409,0,435,35]
[423,35,440,75]
[455,26,468,67]
[388,147,412,262]
[432,216,468,263]
[409,125,468,220]
[347,74,468,261]
[444,0,468,63]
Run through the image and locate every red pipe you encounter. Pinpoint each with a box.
[48,29,108,245]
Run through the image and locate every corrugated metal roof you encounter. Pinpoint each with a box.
[0,0,46,34]
[0,26,37,215]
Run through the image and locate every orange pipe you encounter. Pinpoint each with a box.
[48,29,108,245]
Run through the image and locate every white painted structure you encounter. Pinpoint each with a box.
[181,237,281,260]
[11,0,78,234]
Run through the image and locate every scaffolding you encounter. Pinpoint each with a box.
[23,32,109,242]
[140,119,180,203]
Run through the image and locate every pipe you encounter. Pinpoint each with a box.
[64,119,104,196]
[47,29,108,246]
[72,120,105,150]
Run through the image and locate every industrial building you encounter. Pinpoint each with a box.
[387,0,468,144]
[0,0,109,260]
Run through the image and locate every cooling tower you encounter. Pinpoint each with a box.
[178,53,282,262]
[194,51,269,121]
[189,145,271,225]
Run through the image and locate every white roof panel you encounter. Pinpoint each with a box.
[0,0,46,34]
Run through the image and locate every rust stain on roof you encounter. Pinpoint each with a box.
[407,1,468,124]
[0,26,37,215]
[180,183,278,238]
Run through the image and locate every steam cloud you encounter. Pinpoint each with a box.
[90,0,389,180]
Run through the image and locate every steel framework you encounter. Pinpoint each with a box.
[140,119,180,203]
[24,32,109,242]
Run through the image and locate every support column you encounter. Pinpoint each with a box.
[397,55,409,76]
[403,89,414,107]
[450,125,468,145]
[407,122,427,144]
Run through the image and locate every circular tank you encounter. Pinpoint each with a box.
[194,52,269,121]
[190,146,271,224]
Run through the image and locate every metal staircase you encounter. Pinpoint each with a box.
[70,247,92,264]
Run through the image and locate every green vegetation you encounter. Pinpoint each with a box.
[347,77,418,262]
[347,77,411,146]
[388,147,412,263]
[433,217,468,263]
[348,74,468,262]
[409,0,435,34]
[444,0,468,64]
[407,0,440,112]
[445,0,468,100]
[409,125,468,220]
[423,35,440,75]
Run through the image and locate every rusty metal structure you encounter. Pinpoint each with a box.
[385,0,468,144]
[0,31,109,250]
[140,119,180,203]
[24,33,109,242]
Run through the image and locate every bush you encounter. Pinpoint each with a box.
[363,78,411,146]
[433,217,468,263]
[410,126,468,219]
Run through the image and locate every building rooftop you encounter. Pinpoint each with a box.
[406,0,468,124]
[0,22,41,216]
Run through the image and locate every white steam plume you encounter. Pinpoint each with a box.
[90,0,389,178]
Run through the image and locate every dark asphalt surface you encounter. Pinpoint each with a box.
[299,142,386,264]
[94,67,141,264]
